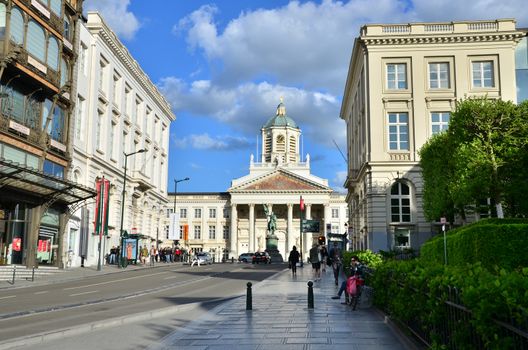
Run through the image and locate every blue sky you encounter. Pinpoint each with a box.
[83,0,528,193]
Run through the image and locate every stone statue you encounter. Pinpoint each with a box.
[263,204,277,236]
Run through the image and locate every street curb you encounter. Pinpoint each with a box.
[0,298,230,350]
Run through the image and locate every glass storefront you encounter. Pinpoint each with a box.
[0,203,29,265]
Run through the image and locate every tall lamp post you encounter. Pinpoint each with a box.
[118,148,146,268]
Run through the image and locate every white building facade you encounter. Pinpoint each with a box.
[340,19,524,252]
[67,12,175,267]
[167,101,347,262]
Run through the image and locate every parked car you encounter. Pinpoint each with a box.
[238,253,254,263]
[252,252,271,264]
[196,252,213,265]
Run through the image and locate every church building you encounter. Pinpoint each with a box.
[166,101,348,262]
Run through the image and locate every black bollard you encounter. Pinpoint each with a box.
[307,281,314,309]
[11,265,16,285]
[31,266,35,282]
[246,282,253,310]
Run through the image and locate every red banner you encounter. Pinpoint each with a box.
[13,238,22,251]
[94,177,111,237]
[300,196,305,211]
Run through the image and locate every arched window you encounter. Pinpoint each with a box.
[10,7,24,44]
[47,37,59,70]
[276,135,285,152]
[60,58,68,87]
[50,0,61,16]
[0,3,6,39]
[27,21,46,62]
[390,182,411,222]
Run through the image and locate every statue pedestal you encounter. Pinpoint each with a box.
[266,234,284,263]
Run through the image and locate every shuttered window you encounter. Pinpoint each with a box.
[27,21,46,62]
[10,8,24,45]
[47,37,59,70]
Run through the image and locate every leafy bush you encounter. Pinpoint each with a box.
[420,219,528,270]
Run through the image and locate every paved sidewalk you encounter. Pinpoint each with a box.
[147,265,412,350]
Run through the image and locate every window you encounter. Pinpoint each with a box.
[27,21,46,62]
[276,135,285,152]
[390,182,411,222]
[194,208,201,219]
[472,61,494,88]
[49,0,61,15]
[63,16,71,41]
[96,111,103,150]
[99,60,106,93]
[75,96,84,141]
[331,208,339,218]
[209,208,216,218]
[194,225,201,239]
[10,8,23,44]
[109,122,116,159]
[387,63,407,89]
[209,225,216,239]
[80,43,87,75]
[431,112,450,135]
[223,225,229,239]
[0,3,6,38]
[113,74,120,105]
[394,228,410,248]
[223,208,229,218]
[47,37,59,70]
[429,62,449,89]
[179,208,187,219]
[388,112,409,150]
[43,160,64,178]
[60,58,68,87]
[42,100,65,142]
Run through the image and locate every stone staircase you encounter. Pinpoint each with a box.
[0,265,63,282]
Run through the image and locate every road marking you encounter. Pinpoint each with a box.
[69,290,99,297]
[63,271,169,290]
[0,295,16,300]
[34,291,48,295]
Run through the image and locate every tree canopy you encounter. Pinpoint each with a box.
[419,98,528,221]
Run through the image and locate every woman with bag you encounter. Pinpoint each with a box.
[320,245,329,273]
[288,246,300,277]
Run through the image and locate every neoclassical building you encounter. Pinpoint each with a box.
[167,101,347,262]
[340,19,525,252]
[68,12,174,267]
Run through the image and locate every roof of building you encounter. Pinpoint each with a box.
[263,100,299,129]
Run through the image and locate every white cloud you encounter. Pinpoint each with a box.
[83,0,140,40]
[174,133,252,151]
[159,78,346,148]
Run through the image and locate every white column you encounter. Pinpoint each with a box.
[306,204,312,220]
[287,203,293,253]
[324,203,331,236]
[230,204,237,258]
[249,204,255,252]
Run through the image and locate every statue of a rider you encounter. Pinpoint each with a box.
[263,204,277,236]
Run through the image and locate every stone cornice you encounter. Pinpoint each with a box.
[85,13,175,121]
[362,32,524,46]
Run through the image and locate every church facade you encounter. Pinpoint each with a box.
[166,101,348,262]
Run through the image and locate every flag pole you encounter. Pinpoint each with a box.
[300,196,304,267]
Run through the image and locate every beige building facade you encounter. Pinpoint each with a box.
[340,19,525,252]
[167,101,348,262]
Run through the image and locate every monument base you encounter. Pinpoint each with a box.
[266,234,284,263]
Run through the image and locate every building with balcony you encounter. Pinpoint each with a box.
[68,12,174,267]
[166,101,347,262]
[0,0,97,268]
[340,19,525,252]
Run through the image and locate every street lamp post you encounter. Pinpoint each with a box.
[118,148,146,268]
[173,177,190,249]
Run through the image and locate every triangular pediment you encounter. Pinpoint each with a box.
[229,170,330,192]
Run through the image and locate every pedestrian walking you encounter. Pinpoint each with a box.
[149,245,156,267]
[191,252,201,267]
[320,245,328,273]
[140,245,148,265]
[329,241,342,285]
[309,243,321,281]
[288,246,300,276]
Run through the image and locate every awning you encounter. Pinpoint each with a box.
[0,158,97,205]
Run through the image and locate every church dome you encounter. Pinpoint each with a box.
[263,101,299,129]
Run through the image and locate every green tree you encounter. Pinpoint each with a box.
[419,98,528,220]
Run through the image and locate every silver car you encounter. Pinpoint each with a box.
[196,252,213,265]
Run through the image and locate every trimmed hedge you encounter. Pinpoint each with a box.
[420,220,528,270]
